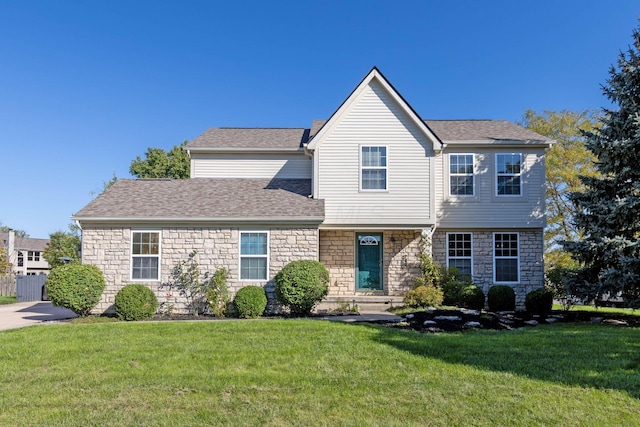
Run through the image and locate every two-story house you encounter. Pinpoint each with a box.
[73,68,553,313]
[1,231,51,276]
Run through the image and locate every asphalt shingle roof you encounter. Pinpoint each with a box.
[424,120,548,142]
[74,179,324,221]
[188,128,309,150]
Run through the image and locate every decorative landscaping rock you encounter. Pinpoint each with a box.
[460,308,480,316]
[434,315,462,321]
[602,319,628,326]
[465,321,481,328]
[524,320,539,326]
[423,320,437,326]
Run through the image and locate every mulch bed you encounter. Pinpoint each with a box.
[395,308,640,333]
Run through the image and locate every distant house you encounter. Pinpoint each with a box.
[1,231,51,276]
[74,67,554,313]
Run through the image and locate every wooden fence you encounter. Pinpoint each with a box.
[0,275,16,296]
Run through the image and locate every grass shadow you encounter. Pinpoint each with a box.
[361,322,640,398]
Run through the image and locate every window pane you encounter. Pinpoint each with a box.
[497,154,521,174]
[497,176,521,195]
[133,232,160,255]
[362,169,387,190]
[132,257,159,280]
[241,233,267,255]
[496,259,518,282]
[449,259,472,277]
[362,146,386,167]
[240,257,267,280]
[451,176,474,195]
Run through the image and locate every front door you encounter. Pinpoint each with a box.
[356,233,383,291]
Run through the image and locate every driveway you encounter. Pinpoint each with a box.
[0,301,77,331]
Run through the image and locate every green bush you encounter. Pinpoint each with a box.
[275,260,329,315]
[114,284,158,321]
[233,286,267,318]
[525,288,553,314]
[206,266,230,317]
[403,285,443,308]
[439,267,472,306]
[487,285,516,312]
[45,264,106,317]
[460,285,485,310]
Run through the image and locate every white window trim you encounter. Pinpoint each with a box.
[495,153,523,197]
[239,230,270,281]
[130,230,161,281]
[446,232,473,277]
[359,145,389,192]
[449,153,475,197]
[493,232,520,284]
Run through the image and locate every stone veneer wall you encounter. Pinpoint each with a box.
[319,230,421,296]
[432,229,544,308]
[81,226,318,314]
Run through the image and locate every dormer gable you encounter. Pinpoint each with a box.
[306,67,442,152]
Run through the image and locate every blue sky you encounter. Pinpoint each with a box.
[0,1,638,238]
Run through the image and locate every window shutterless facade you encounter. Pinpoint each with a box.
[447,233,473,278]
[240,231,269,280]
[360,146,387,191]
[496,153,522,196]
[494,232,519,283]
[449,154,474,196]
[131,231,160,280]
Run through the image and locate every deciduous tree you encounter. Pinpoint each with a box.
[129,140,190,179]
[43,230,81,269]
[519,110,598,268]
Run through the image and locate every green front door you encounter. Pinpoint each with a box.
[356,233,383,291]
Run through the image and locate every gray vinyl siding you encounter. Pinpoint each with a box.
[436,147,546,228]
[191,153,311,179]
[316,80,434,227]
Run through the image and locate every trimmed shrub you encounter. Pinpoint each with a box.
[233,286,267,318]
[275,260,329,315]
[114,284,158,321]
[460,285,485,310]
[487,285,516,312]
[525,288,553,314]
[403,285,444,308]
[45,264,105,316]
[206,266,230,317]
[439,267,472,306]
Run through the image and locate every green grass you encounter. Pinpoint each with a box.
[0,296,16,305]
[0,320,638,426]
[555,303,639,315]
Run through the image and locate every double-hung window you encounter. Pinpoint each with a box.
[496,153,522,195]
[17,251,23,267]
[131,231,160,280]
[449,154,474,196]
[28,251,40,261]
[494,233,519,283]
[361,146,387,190]
[447,233,473,278]
[240,231,268,280]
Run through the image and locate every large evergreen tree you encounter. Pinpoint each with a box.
[564,24,640,307]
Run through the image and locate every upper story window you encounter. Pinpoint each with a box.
[496,153,522,196]
[27,251,40,262]
[240,231,269,281]
[131,231,160,280]
[17,251,23,267]
[449,154,474,196]
[361,146,387,191]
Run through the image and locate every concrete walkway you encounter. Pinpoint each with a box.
[0,301,77,331]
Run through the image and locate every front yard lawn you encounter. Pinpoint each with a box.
[0,320,638,426]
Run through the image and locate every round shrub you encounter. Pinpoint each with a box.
[460,285,485,310]
[275,260,329,316]
[403,285,444,308]
[525,288,553,314]
[233,286,267,318]
[114,284,158,321]
[487,285,516,312]
[45,263,106,317]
